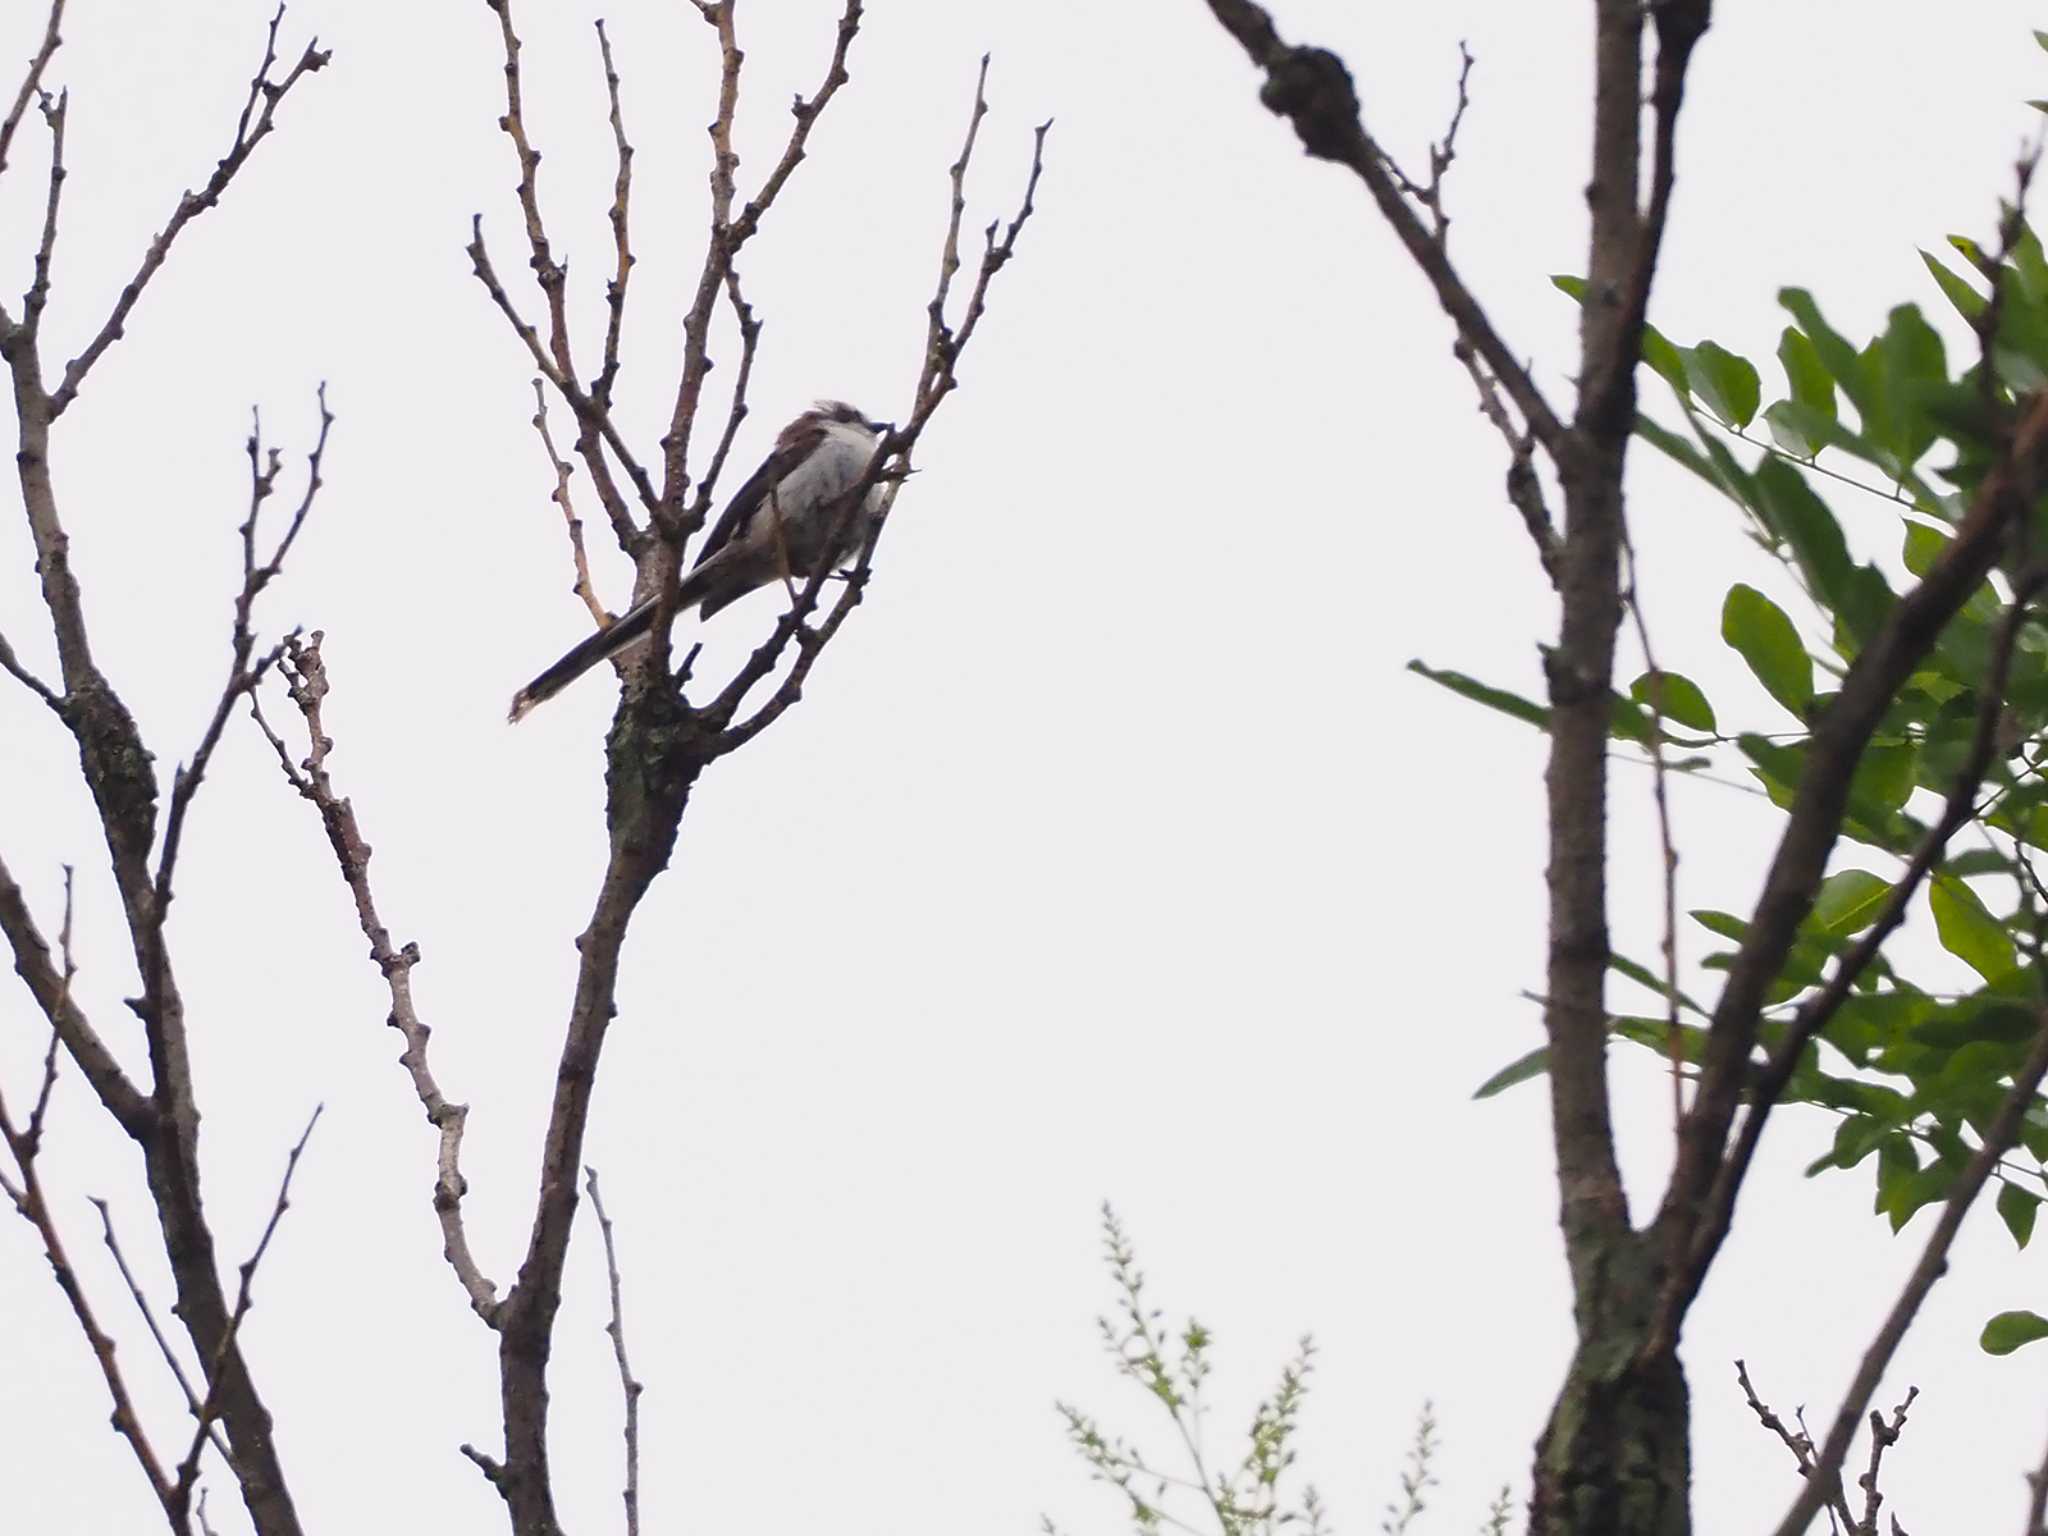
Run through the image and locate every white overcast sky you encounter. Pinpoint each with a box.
[3,2,2047,1532]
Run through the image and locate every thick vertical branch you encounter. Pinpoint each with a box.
[0,13,329,1532]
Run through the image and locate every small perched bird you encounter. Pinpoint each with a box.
[509,400,891,722]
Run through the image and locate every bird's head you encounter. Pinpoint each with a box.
[811,399,891,439]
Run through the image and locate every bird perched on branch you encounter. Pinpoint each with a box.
[509,400,891,722]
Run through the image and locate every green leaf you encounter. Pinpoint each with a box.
[1874,1134,1919,1220]
[1877,304,1947,469]
[1929,876,2019,982]
[1473,1043,1548,1100]
[1779,326,1837,421]
[1689,908,1749,942]
[1752,458,1850,608]
[1628,670,1716,732]
[1810,870,1891,936]
[1848,741,1917,816]
[1635,412,1725,488]
[1407,660,1548,729]
[1921,249,1988,323]
[1780,288,1874,422]
[1981,1309,2048,1355]
[1611,952,1707,1015]
[1999,1182,2040,1249]
[1685,340,1762,428]
[1722,584,1813,716]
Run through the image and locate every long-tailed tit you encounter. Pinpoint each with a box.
[509,400,890,722]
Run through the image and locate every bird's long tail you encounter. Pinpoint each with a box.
[507,597,660,723]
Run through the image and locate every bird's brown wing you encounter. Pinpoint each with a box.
[690,423,826,571]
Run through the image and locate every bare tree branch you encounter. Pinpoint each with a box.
[584,1168,643,1536]
[1193,0,1565,456]
[24,86,66,327]
[250,637,500,1324]
[1736,1359,1855,1533]
[91,1196,236,1475]
[0,890,176,1521]
[170,1108,322,1521]
[154,391,332,933]
[1452,338,1559,583]
[46,6,328,413]
[706,75,1050,752]
[0,849,147,1132]
[0,0,62,184]
[0,624,64,713]
[530,379,609,628]
[592,19,634,413]
[467,220,660,524]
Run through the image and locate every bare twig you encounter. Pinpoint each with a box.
[584,1168,643,1536]
[467,219,659,526]
[0,625,64,712]
[1771,1014,2048,1536]
[1858,1389,1916,1536]
[23,87,66,326]
[0,896,174,1516]
[1452,338,1559,582]
[154,391,332,930]
[1194,0,1566,455]
[706,72,1050,752]
[1618,527,1684,1134]
[0,0,62,182]
[25,864,73,1142]
[172,1107,322,1515]
[531,379,609,627]
[661,0,863,532]
[91,1196,235,1473]
[1381,42,1474,246]
[47,6,329,414]
[250,637,500,1322]
[0,852,147,1132]
[592,19,634,411]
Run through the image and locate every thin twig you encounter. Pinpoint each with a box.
[531,379,609,626]
[251,637,500,1322]
[23,86,66,327]
[1618,528,1682,1134]
[1194,0,1566,455]
[153,391,332,929]
[91,1196,235,1473]
[0,894,174,1514]
[0,0,62,182]
[0,625,64,712]
[1381,42,1474,246]
[584,1168,643,1536]
[592,19,634,410]
[1857,1389,1916,1535]
[47,6,328,415]
[171,1106,322,1514]
[1453,338,1559,582]
[26,864,73,1142]
[706,71,1049,751]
